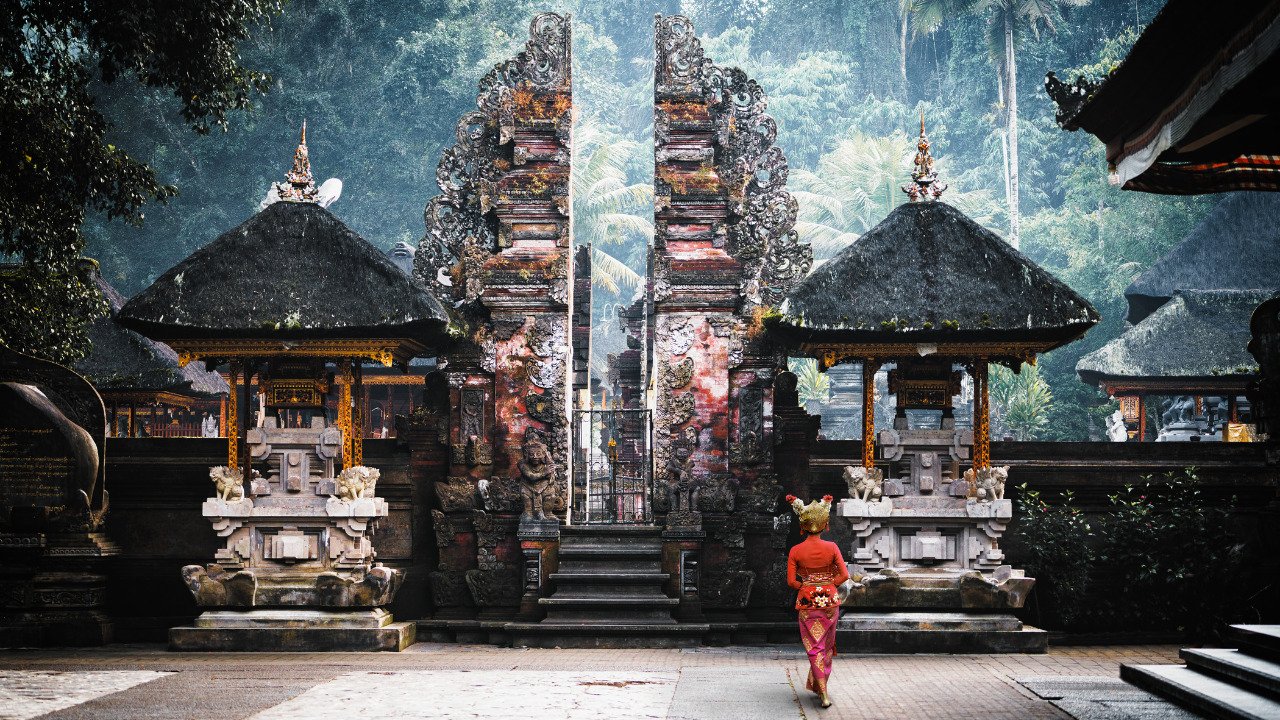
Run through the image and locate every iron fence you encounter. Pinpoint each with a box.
[571,408,652,524]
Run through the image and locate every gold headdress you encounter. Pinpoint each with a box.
[786,494,833,534]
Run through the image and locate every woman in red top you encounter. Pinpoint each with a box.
[786,494,849,709]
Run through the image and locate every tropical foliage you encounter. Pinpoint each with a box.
[28,1,1219,437]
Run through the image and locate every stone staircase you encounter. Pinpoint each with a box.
[506,525,708,648]
[1122,625,1280,719]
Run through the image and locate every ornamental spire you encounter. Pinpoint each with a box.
[275,120,318,203]
[902,112,947,202]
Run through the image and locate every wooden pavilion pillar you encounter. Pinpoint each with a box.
[239,359,253,485]
[971,361,991,470]
[352,361,365,467]
[339,359,354,468]
[1137,395,1147,442]
[127,403,136,438]
[1229,395,1239,423]
[227,362,239,468]
[861,359,880,469]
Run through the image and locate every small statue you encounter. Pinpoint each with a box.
[518,428,555,521]
[666,427,701,512]
[843,465,883,502]
[210,466,246,501]
[336,466,380,501]
[1105,410,1128,442]
[964,465,1009,501]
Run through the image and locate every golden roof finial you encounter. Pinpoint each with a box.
[275,120,318,203]
[902,113,947,202]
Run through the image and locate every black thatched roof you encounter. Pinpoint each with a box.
[76,269,227,395]
[118,202,449,341]
[775,201,1098,348]
[1077,289,1271,387]
[1125,192,1280,323]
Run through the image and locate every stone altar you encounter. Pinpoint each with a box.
[169,418,413,651]
[836,416,1044,652]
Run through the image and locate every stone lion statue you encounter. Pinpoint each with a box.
[964,465,1009,501]
[209,466,245,501]
[843,465,883,502]
[336,466,380,501]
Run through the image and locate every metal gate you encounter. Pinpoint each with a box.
[572,409,653,524]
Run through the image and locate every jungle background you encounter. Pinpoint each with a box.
[73,0,1210,441]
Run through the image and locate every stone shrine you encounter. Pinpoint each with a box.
[118,128,451,650]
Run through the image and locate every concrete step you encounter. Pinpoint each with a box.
[560,525,661,539]
[1232,625,1280,662]
[1182,648,1280,699]
[1122,663,1280,720]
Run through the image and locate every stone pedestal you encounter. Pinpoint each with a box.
[0,533,118,647]
[517,519,560,621]
[170,609,414,652]
[661,526,705,622]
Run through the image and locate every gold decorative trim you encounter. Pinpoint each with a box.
[805,342,1045,370]
[171,339,427,368]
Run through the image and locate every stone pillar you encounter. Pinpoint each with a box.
[516,522,559,621]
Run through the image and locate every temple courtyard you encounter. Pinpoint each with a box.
[0,644,1192,720]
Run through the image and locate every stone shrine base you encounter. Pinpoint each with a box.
[837,611,1048,654]
[168,609,415,652]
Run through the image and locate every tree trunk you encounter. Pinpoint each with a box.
[899,8,909,100]
[1004,11,1020,249]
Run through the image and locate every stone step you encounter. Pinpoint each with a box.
[549,571,670,584]
[557,545,662,559]
[556,558,663,574]
[1122,663,1280,720]
[1182,648,1280,699]
[560,525,661,538]
[540,594,680,608]
[1232,625,1280,662]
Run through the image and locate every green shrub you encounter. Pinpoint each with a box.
[1012,484,1092,627]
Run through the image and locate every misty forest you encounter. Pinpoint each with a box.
[39,0,1211,441]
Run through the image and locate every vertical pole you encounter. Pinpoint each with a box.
[973,361,990,470]
[1137,395,1147,442]
[339,360,353,468]
[128,404,136,438]
[240,360,253,485]
[1229,395,1239,423]
[227,362,239,468]
[353,361,364,467]
[862,359,879,469]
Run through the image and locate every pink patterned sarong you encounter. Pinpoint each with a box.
[798,606,839,694]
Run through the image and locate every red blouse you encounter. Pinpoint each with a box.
[787,537,850,611]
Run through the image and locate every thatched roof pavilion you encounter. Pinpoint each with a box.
[1077,289,1269,395]
[1124,192,1280,323]
[771,124,1098,471]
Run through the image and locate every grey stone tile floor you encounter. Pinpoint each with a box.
[0,643,1193,720]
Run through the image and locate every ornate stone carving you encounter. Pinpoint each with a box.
[965,465,1009,502]
[517,428,556,521]
[735,386,764,465]
[663,356,694,390]
[335,466,379,501]
[435,476,478,512]
[665,393,695,430]
[476,476,523,514]
[464,568,523,608]
[209,466,245,501]
[430,510,456,548]
[524,389,561,425]
[844,465,884,502]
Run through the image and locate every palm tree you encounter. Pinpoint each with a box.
[571,118,651,295]
[915,0,1088,249]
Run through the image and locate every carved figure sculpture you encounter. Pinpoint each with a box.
[666,427,701,512]
[964,465,1009,501]
[335,466,380,501]
[210,466,246,501]
[843,465,883,502]
[518,429,555,520]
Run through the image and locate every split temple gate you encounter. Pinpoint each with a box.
[7,10,1278,652]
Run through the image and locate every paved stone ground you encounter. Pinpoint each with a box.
[0,644,1189,720]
